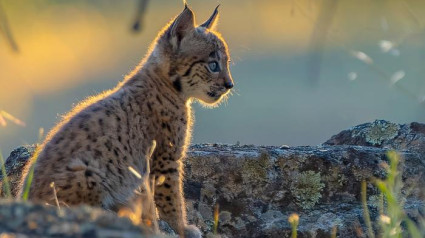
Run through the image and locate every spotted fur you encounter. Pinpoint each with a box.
[17,5,233,237]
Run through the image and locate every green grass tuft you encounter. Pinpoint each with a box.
[0,150,11,199]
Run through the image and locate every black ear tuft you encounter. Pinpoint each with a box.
[200,5,220,30]
[168,6,195,42]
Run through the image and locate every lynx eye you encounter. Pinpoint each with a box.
[208,61,220,72]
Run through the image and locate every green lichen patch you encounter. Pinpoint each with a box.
[291,171,325,209]
[353,120,400,146]
[241,152,271,183]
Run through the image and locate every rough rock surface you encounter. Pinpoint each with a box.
[184,144,425,237]
[0,200,152,238]
[1,120,425,238]
[325,120,425,154]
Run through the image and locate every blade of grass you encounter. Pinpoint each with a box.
[22,147,40,200]
[404,218,422,238]
[361,180,375,238]
[21,164,34,201]
[0,150,11,198]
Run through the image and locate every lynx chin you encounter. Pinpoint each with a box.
[17,4,233,237]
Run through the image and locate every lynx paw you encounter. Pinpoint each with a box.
[184,225,202,238]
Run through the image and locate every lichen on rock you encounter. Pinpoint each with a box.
[290,171,325,209]
[2,120,425,238]
[362,120,400,146]
[241,152,271,184]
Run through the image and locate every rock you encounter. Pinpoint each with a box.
[324,120,425,154]
[2,120,425,237]
[184,143,425,237]
[0,200,156,238]
[0,146,35,197]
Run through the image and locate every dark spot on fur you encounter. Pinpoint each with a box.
[55,136,64,145]
[105,140,112,151]
[85,170,93,177]
[183,60,205,76]
[60,184,72,190]
[156,95,163,104]
[173,77,182,92]
[94,149,102,157]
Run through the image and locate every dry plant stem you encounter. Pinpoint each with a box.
[0,0,19,52]
[213,204,219,235]
[288,213,299,238]
[143,140,158,232]
[331,226,337,238]
[293,1,425,108]
[291,225,297,238]
[50,182,61,211]
[361,180,375,238]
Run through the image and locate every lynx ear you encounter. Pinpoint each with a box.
[200,5,220,30]
[169,5,195,42]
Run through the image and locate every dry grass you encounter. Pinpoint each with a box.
[0,110,25,127]
[117,140,160,235]
[288,151,424,238]
[362,151,423,238]
[0,131,162,235]
[288,213,299,238]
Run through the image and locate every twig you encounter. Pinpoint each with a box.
[294,1,425,109]
[131,0,149,33]
[50,182,61,211]
[0,0,18,52]
[306,0,338,85]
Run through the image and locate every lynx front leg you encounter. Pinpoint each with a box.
[153,158,185,233]
[152,156,201,238]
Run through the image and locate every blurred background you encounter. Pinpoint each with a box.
[1,0,425,153]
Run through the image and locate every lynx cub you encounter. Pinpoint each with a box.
[18,5,233,237]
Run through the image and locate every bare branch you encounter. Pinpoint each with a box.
[131,0,149,33]
[0,1,18,52]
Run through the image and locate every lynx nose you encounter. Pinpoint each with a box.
[224,81,234,89]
